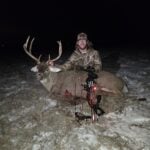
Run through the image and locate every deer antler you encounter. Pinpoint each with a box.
[50,40,62,62]
[23,36,42,64]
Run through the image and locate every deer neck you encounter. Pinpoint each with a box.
[40,71,58,92]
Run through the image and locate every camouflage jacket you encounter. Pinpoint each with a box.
[61,48,102,72]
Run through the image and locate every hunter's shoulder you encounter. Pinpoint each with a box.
[88,48,99,54]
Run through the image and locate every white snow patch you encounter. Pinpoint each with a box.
[33,131,53,142]
[8,106,35,122]
[24,122,37,129]
[32,144,41,150]
[42,98,57,111]
[103,104,150,148]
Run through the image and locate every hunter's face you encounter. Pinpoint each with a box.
[77,39,87,50]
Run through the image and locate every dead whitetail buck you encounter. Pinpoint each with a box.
[23,36,128,113]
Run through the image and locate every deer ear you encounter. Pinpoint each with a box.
[31,65,38,72]
[49,66,62,72]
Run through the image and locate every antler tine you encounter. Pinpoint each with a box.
[23,36,41,64]
[24,36,30,48]
[29,37,35,53]
[51,41,62,62]
[30,38,42,62]
[48,54,51,60]
[38,54,42,62]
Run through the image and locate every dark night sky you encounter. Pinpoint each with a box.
[0,0,150,52]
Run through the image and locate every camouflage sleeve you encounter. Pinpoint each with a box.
[60,51,78,71]
[93,50,102,72]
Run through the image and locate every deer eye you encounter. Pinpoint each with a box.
[45,68,49,72]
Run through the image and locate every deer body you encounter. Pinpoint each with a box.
[38,69,126,98]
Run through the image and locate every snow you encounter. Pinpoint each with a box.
[0,50,150,150]
[41,98,57,111]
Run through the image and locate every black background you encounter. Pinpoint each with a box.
[0,0,150,57]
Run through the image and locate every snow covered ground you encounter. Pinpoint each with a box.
[0,49,150,150]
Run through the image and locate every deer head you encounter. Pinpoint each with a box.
[23,36,62,80]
